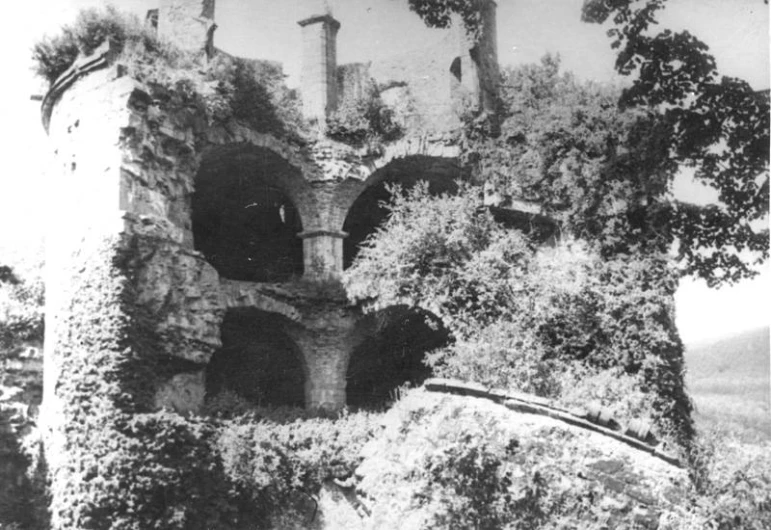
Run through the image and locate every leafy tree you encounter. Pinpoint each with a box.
[408,0,769,287]
[0,261,44,355]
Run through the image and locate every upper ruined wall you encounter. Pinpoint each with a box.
[151,0,499,136]
[157,0,216,54]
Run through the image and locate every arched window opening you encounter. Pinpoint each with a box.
[347,307,451,408]
[343,156,462,269]
[206,309,305,408]
[193,146,304,282]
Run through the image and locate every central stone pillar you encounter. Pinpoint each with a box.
[299,229,347,280]
[288,308,362,412]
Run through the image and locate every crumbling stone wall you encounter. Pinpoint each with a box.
[38,0,512,424]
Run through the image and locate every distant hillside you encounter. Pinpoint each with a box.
[686,327,770,380]
[685,326,770,440]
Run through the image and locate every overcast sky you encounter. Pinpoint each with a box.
[0,0,768,344]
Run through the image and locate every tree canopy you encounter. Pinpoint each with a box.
[408,0,769,287]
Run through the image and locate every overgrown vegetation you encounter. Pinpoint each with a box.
[31,6,410,148]
[664,429,771,529]
[0,260,44,354]
[326,86,404,148]
[20,3,770,529]
[216,409,378,527]
[344,184,692,445]
[411,0,769,287]
[31,7,306,141]
[0,252,46,530]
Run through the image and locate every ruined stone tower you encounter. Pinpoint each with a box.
[40,0,540,417]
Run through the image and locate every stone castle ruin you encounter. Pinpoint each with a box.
[40,0,549,417]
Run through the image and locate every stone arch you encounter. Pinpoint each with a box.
[341,154,464,269]
[192,142,309,282]
[206,307,306,408]
[347,305,451,407]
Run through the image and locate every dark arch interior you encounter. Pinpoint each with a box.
[347,307,451,408]
[193,146,304,282]
[206,309,305,407]
[450,56,462,82]
[343,156,462,269]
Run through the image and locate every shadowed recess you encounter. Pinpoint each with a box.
[193,145,304,282]
[347,306,451,407]
[206,308,306,407]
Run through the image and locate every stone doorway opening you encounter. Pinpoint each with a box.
[347,306,451,408]
[206,308,306,408]
[193,145,305,282]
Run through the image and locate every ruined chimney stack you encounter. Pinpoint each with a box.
[298,13,341,123]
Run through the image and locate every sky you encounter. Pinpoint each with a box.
[0,0,768,344]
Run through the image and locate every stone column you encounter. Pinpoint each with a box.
[298,13,340,123]
[289,310,361,412]
[299,229,347,280]
[303,345,349,411]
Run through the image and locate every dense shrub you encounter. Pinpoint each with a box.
[0,261,44,353]
[663,431,771,529]
[216,410,378,525]
[32,6,159,83]
[31,6,307,141]
[359,391,662,530]
[51,412,237,530]
[326,86,404,148]
[345,183,693,445]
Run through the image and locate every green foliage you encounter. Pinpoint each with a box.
[420,421,546,530]
[32,6,307,141]
[52,412,236,530]
[31,6,160,83]
[362,392,666,529]
[466,57,680,261]
[201,55,307,140]
[0,261,44,355]
[410,0,768,285]
[345,182,530,335]
[663,431,771,529]
[326,87,403,148]
[215,411,377,524]
[407,0,489,42]
[581,0,769,286]
[345,183,693,444]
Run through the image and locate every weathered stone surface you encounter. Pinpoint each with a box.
[153,371,206,414]
[40,0,500,420]
[131,237,224,364]
[157,0,216,53]
[219,279,302,322]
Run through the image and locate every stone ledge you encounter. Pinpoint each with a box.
[423,378,680,467]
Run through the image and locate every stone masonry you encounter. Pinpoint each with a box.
[40,0,547,414]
